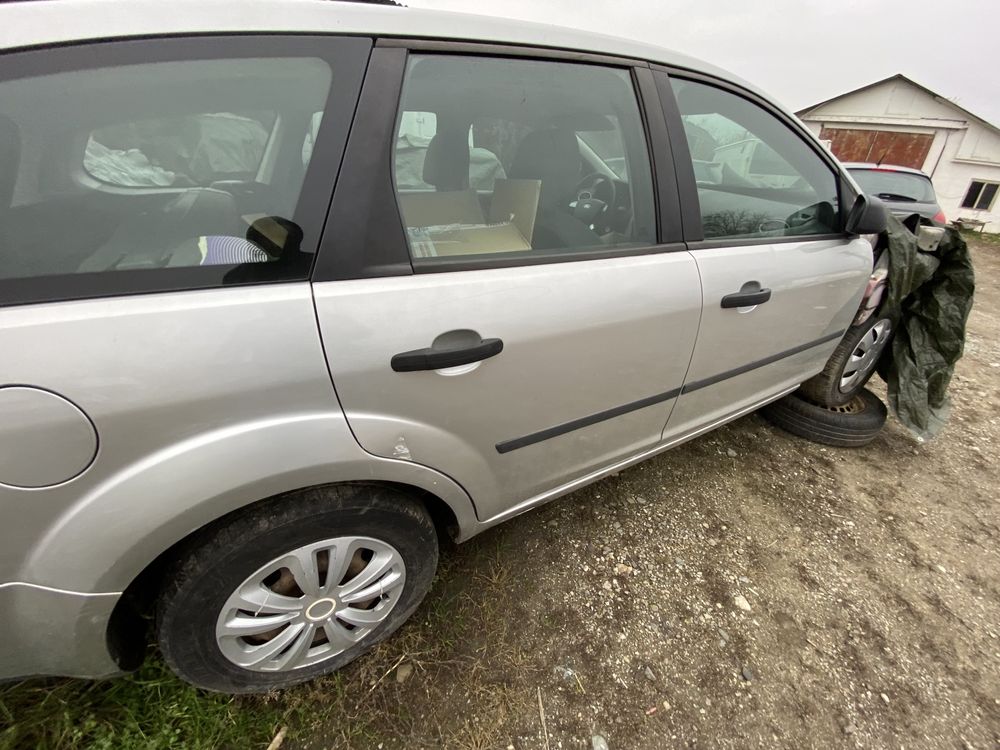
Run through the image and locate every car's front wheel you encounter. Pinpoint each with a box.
[799,315,893,407]
[156,484,438,693]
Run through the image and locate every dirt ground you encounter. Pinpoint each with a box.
[291,237,1000,750]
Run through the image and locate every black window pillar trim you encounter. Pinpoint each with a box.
[650,68,703,243]
[313,45,413,283]
[633,67,683,246]
[840,173,860,232]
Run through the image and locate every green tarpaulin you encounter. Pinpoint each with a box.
[877,214,975,439]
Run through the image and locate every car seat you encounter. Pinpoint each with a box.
[422,128,470,192]
[508,128,599,250]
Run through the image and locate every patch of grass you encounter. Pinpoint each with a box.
[0,530,539,750]
[961,228,1000,246]
[282,530,539,748]
[0,657,289,750]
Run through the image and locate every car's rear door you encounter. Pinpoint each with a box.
[652,71,872,441]
[311,45,702,522]
[0,35,369,591]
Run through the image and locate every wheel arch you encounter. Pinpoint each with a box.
[16,412,482,674]
[106,478,466,672]
[23,413,479,591]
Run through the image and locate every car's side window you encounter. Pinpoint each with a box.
[0,40,367,303]
[392,55,656,262]
[671,78,840,240]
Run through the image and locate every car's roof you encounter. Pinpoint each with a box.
[842,162,931,178]
[1,0,763,98]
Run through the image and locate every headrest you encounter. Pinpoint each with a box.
[509,129,580,208]
[422,129,470,191]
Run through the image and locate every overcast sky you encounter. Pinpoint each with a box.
[407,0,1000,126]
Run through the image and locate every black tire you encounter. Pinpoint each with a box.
[156,484,438,693]
[760,387,887,448]
[799,315,893,407]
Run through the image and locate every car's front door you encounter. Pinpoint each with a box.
[312,49,702,522]
[655,73,873,440]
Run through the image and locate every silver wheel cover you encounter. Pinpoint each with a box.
[839,318,891,394]
[215,536,406,672]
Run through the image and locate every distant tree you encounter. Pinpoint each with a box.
[702,209,773,238]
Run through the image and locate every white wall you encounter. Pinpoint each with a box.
[803,121,822,137]
[955,120,1000,164]
[805,78,966,126]
[930,128,1000,232]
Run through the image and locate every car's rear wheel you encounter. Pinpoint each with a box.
[799,315,893,407]
[760,387,887,448]
[156,484,438,693]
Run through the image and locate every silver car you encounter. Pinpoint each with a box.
[0,0,884,693]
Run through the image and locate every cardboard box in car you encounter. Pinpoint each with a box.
[399,179,541,257]
[398,189,486,228]
[411,222,532,256]
[488,178,540,243]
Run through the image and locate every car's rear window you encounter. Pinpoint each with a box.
[849,168,936,203]
[0,56,331,282]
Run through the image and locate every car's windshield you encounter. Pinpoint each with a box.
[849,169,936,203]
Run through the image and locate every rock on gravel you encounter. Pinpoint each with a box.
[395,663,413,684]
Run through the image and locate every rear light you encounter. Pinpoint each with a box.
[933,210,946,224]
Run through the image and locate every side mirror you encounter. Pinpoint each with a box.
[845,193,888,235]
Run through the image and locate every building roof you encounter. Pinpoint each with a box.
[796,73,1000,136]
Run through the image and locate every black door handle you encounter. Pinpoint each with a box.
[721,288,771,308]
[391,337,504,372]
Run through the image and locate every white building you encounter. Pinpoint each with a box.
[797,74,1000,232]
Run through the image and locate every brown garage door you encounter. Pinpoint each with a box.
[820,127,933,170]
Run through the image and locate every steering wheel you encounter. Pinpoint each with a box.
[572,172,617,232]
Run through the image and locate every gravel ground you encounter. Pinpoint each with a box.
[295,237,999,750]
